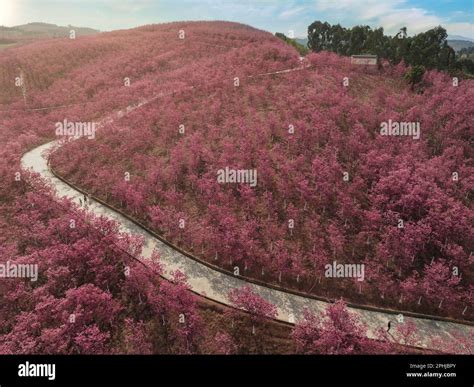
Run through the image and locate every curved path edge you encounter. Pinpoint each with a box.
[49,158,473,327]
[21,141,474,351]
[18,57,473,351]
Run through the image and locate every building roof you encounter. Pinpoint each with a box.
[351,54,378,58]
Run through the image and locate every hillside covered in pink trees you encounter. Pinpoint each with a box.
[47,23,472,320]
[0,21,472,355]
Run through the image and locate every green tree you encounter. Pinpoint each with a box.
[308,21,333,52]
[307,21,461,72]
[404,65,425,90]
[408,26,454,70]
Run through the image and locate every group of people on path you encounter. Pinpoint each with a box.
[79,193,90,207]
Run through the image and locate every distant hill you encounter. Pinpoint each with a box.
[448,39,474,52]
[448,35,474,42]
[294,37,309,48]
[0,23,99,49]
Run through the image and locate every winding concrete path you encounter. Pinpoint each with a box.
[21,141,473,351]
[19,59,473,351]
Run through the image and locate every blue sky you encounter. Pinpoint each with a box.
[1,0,473,38]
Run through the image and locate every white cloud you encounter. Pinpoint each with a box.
[443,22,474,39]
[279,6,307,20]
[377,7,443,34]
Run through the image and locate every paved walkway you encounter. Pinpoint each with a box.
[21,141,473,351]
[19,59,473,351]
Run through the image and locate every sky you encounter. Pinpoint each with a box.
[1,0,473,39]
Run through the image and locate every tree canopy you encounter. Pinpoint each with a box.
[307,21,458,71]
